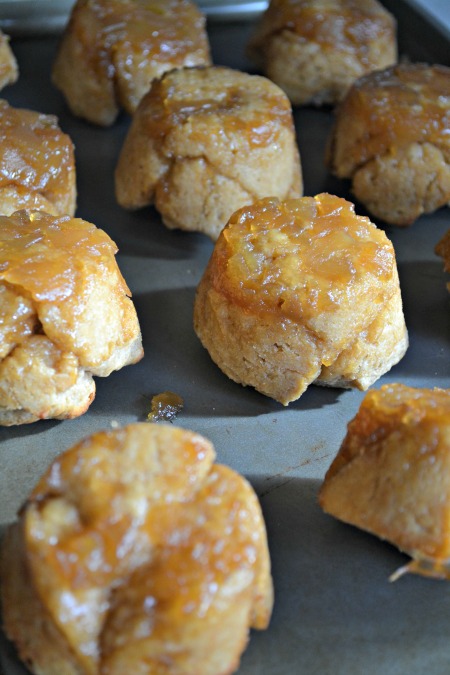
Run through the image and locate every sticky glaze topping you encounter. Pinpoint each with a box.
[257,0,394,56]
[23,425,267,637]
[327,383,450,481]
[212,193,394,321]
[141,67,294,149]
[0,210,122,303]
[0,99,74,203]
[337,63,450,165]
[148,391,184,422]
[358,383,450,427]
[76,0,209,67]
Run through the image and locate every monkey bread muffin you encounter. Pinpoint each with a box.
[52,0,211,126]
[194,193,408,405]
[0,99,76,217]
[1,423,273,674]
[327,63,450,226]
[319,384,450,580]
[115,65,303,240]
[0,29,18,91]
[247,0,397,106]
[0,210,143,425]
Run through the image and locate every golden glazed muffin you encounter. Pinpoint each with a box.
[52,0,211,126]
[0,29,18,91]
[327,63,450,226]
[247,0,397,106]
[0,210,143,425]
[0,99,76,217]
[115,65,303,240]
[319,384,450,580]
[435,229,450,291]
[1,423,273,675]
[194,193,408,405]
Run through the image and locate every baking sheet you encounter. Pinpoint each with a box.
[1,1,450,673]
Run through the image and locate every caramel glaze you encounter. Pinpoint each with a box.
[210,193,394,323]
[140,66,295,150]
[332,63,450,176]
[0,283,37,359]
[148,390,184,422]
[0,100,75,214]
[70,0,209,74]
[0,210,126,304]
[254,0,395,63]
[25,426,213,589]
[20,424,272,671]
[326,384,450,481]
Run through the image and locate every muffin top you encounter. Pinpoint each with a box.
[0,209,140,372]
[0,210,124,304]
[70,0,209,67]
[327,383,450,482]
[251,0,395,55]
[210,193,395,326]
[0,99,75,212]
[330,63,450,176]
[134,65,295,150]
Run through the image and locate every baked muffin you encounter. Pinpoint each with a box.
[0,99,76,217]
[327,63,450,226]
[0,210,143,425]
[194,193,408,405]
[1,423,273,674]
[435,229,450,292]
[247,0,397,106]
[52,0,211,126]
[319,384,450,580]
[0,29,18,91]
[115,65,302,240]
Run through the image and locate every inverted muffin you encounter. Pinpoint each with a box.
[194,193,408,405]
[0,99,76,217]
[0,29,18,91]
[0,210,143,425]
[115,65,302,240]
[1,423,273,674]
[52,0,211,126]
[247,0,397,106]
[319,384,450,580]
[327,62,450,225]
